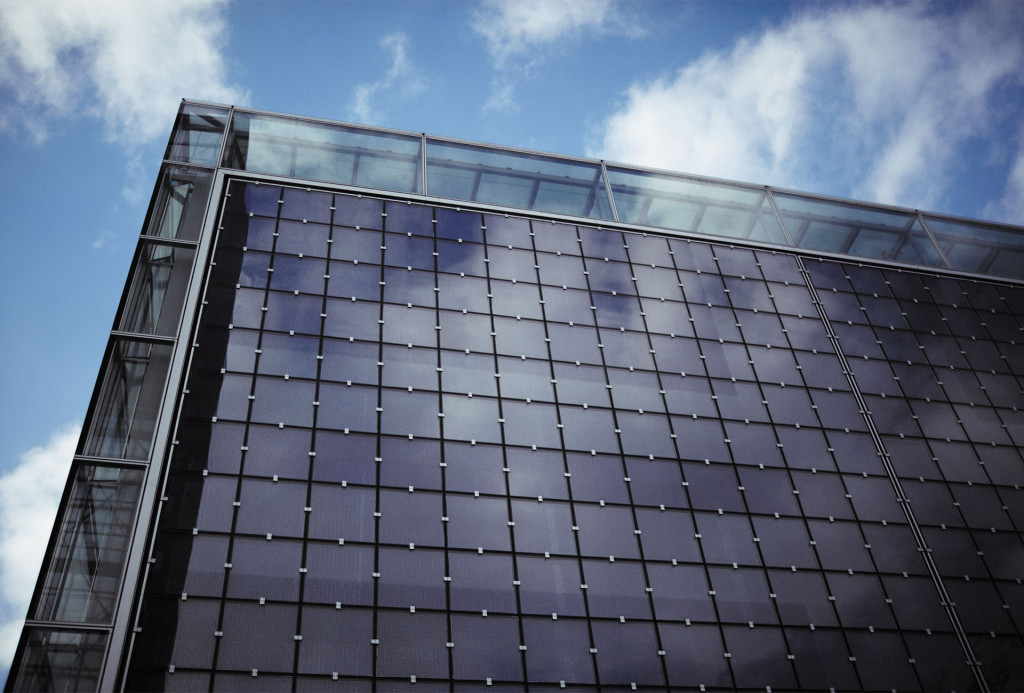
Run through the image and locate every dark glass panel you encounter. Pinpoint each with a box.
[378,547,446,608]
[708,567,777,623]
[304,544,374,606]
[35,466,144,624]
[807,520,874,572]
[445,493,512,551]
[769,570,838,626]
[581,559,650,619]
[565,453,629,503]
[120,242,197,337]
[11,628,108,693]
[438,312,494,354]
[296,606,373,676]
[722,625,796,689]
[574,504,639,559]
[510,499,576,555]
[436,272,489,311]
[308,484,376,543]
[435,207,484,243]
[591,621,664,686]
[829,573,895,629]
[83,339,173,460]
[441,394,501,443]
[784,628,859,690]
[845,631,919,691]
[660,623,732,688]
[448,551,517,613]
[256,332,319,379]
[536,252,587,289]
[634,508,700,562]
[647,563,714,620]
[522,617,594,683]
[225,537,302,601]
[506,448,568,499]
[451,614,523,680]
[326,263,382,301]
[251,377,315,427]
[493,317,549,358]
[378,489,444,547]
[217,603,296,672]
[236,478,307,538]
[442,441,506,495]
[693,512,760,566]
[625,458,689,508]
[380,437,442,489]
[375,610,448,679]
[559,405,619,453]
[311,431,377,485]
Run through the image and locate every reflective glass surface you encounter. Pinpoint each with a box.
[119,242,196,336]
[924,215,1024,279]
[122,181,1022,692]
[35,465,144,624]
[224,112,422,194]
[165,103,229,166]
[82,339,173,460]
[607,167,789,245]
[426,140,613,219]
[772,191,946,267]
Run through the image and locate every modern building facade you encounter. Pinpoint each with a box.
[6,100,1024,692]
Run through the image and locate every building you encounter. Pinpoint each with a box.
[6,100,1024,692]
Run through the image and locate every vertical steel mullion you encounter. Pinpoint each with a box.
[421,134,429,196]
[916,211,955,270]
[764,187,796,247]
[600,161,619,222]
[215,105,235,170]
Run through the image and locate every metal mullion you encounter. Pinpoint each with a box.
[420,134,428,196]
[600,161,618,222]
[916,212,954,270]
[100,171,231,692]
[794,253,989,692]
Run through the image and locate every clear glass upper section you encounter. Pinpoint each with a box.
[922,215,1024,279]
[607,167,788,245]
[34,465,144,625]
[427,139,613,220]
[184,101,1024,282]
[771,192,947,268]
[224,112,423,194]
[165,104,229,166]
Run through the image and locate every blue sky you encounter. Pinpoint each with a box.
[1,0,1022,680]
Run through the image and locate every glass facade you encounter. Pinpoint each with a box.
[7,101,1024,692]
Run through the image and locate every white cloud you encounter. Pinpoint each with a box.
[592,2,1024,220]
[348,33,425,125]
[0,424,79,670]
[0,0,247,146]
[472,0,643,67]
[472,0,644,112]
[483,79,518,114]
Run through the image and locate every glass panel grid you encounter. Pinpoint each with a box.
[123,182,1020,692]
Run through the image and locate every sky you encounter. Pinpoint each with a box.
[1,0,1023,682]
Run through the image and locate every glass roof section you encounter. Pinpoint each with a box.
[426,139,613,220]
[771,191,947,269]
[180,102,1024,282]
[922,216,1024,279]
[606,166,789,246]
